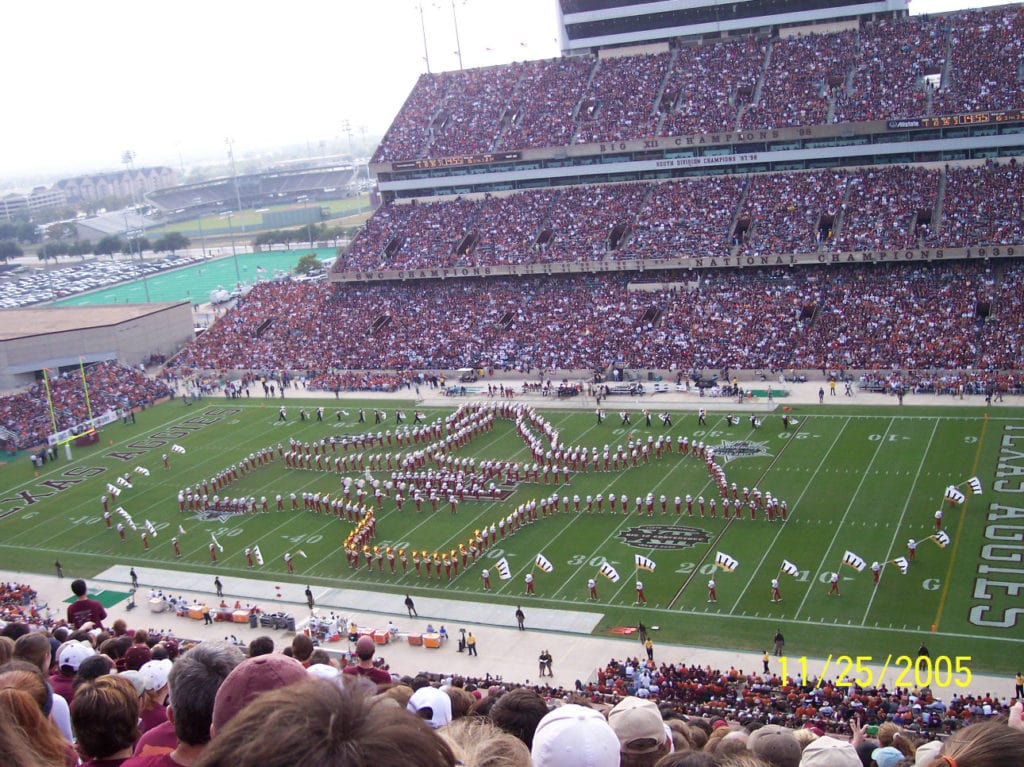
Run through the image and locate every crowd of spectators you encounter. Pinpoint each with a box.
[372,8,1023,163]
[3,594,1023,767]
[573,52,671,145]
[427,66,522,160]
[785,261,994,370]
[619,176,744,261]
[829,167,940,252]
[0,361,172,452]
[168,259,1024,378]
[926,162,1024,248]
[660,37,767,137]
[932,7,1024,116]
[740,30,856,131]
[341,163,1023,273]
[832,16,945,124]
[737,171,850,256]
[541,183,650,262]
[0,581,40,625]
[498,57,595,151]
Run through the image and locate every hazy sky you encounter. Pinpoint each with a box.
[0,0,1012,183]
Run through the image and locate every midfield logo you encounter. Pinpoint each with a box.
[192,509,241,523]
[713,439,770,463]
[617,525,711,550]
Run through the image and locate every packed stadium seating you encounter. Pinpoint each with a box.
[340,162,1022,272]
[0,361,172,451]
[372,7,1024,163]
[659,37,767,137]
[168,259,1024,379]
[931,7,1024,116]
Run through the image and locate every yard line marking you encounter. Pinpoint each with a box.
[793,416,895,621]
[860,418,938,625]
[933,414,989,632]
[667,416,809,610]
[729,416,853,612]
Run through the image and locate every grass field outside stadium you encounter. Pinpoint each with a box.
[1,391,1021,680]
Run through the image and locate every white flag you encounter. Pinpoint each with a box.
[535,553,553,573]
[634,554,656,572]
[253,545,264,566]
[495,557,512,580]
[932,530,951,548]
[178,524,187,535]
[944,486,965,505]
[892,556,909,574]
[715,552,738,572]
[780,560,800,577]
[967,476,983,495]
[600,562,620,582]
[172,444,186,454]
[211,533,224,552]
[145,519,158,537]
[842,551,866,572]
[134,466,150,476]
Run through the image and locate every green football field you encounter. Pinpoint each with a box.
[2,396,1022,676]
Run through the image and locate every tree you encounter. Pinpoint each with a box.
[94,235,124,257]
[39,242,69,261]
[294,253,323,275]
[45,222,77,241]
[121,237,151,256]
[69,240,93,259]
[154,232,189,254]
[0,240,23,261]
[16,222,39,244]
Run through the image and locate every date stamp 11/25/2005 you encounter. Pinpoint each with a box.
[779,655,972,689]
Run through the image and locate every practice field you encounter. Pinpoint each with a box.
[51,248,337,307]
[2,396,1022,676]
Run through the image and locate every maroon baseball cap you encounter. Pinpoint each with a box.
[211,654,307,731]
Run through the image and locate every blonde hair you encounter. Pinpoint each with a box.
[438,718,531,767]
[924,720,1024,767]
[0,637,15,666]
[791,727,819,748]
[0,664,69,766]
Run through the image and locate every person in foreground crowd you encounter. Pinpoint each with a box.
[0,660,77,766]
[193,678,457,767]
[71,675,141,767]
[121,641,244,767]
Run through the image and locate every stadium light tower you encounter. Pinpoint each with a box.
[451,0,465,70]
[225,137,245,232]
[122,150,150,302]
[297,195,314,248]
[194,197,207,258]
[418,1,431,73]
[221,210,240,285]
[341,119,353,160]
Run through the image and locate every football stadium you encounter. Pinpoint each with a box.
[3,1,1024,765]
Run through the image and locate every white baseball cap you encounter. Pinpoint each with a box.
[531,704,619,767]
[57,641,95,672]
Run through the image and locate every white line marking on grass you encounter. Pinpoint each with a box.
[859,418,938,626]
[793,416,895,621]
[729,416,852,613]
